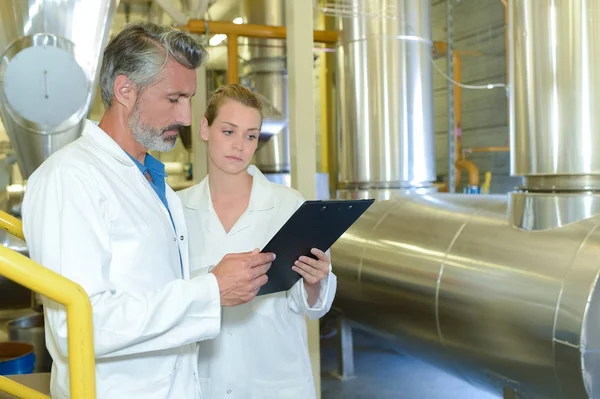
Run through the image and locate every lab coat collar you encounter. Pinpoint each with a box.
[185,165,275,212]
[82,120,139,167]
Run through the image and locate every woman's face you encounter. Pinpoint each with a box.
[201,99,262,175]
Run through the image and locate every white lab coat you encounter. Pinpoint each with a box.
[22,120,222,399]
[177,165,337,399]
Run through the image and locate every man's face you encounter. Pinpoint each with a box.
[129,59,196,152]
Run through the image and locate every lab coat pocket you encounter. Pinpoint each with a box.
[198,377,211,399]
[250,375,316,399]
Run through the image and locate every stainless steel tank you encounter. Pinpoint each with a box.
[335,0,436,192]
[0,0,119,178]
[242,0,290,174]
[331,194,600,398]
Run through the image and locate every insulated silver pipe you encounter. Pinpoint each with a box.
[335,0,436,191]
[0,0,118,178]
[509,0,600,191]
[331,194,600,398]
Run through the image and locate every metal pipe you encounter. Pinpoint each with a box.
[0,0,118,178]
[182,20,339,43]
[464,146,510,153]
[331,194,600,398]
[242,0,290,174]
[509,0,600,190]
[336,0,436,194]
[446,0,456,193]
[455,159,480,187]
[227,34,239,84]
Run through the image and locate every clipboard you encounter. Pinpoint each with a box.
[258,199,375,296]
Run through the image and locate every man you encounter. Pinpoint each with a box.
[21,22,274,399]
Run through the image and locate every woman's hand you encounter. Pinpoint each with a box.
[292,248,330,306]
[292,248,330,285]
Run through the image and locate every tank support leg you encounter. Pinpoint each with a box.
[331,315,355,381]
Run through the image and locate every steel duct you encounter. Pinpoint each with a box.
[0,0,118,178]
[331,194,600,398]
[335,0,436,191]
[242,0,290,174]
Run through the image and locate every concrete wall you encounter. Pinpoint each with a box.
[431,0,521,193]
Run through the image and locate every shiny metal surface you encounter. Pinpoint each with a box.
[242,0,290,174]
[255,94,287,145]
[0,229,29,309]
[509,192,600,231]
[522,176,600,192]
[0,0,118,178]
[8,313,52,373]
[332,194,600,398]
[336,187,437,201]
[336,0,436,190]
[509,0,600,182]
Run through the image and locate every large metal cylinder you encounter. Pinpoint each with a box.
[509,0,600,190]
[332,194,600,398]
[336,0,436,190]
[242,0,290,174]
[0,0,118,178]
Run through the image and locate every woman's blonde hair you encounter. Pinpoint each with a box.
[204,84,263,126]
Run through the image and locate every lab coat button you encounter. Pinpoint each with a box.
[180,235,184,240]
[227,390,232,394]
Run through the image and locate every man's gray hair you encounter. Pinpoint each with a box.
[99,22,208,108]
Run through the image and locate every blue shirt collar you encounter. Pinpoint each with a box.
[126,152,168,177]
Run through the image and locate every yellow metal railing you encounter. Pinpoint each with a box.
[0,211,24,241]
[0,210,96,399]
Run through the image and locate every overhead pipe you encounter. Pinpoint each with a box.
[464,146,510,153]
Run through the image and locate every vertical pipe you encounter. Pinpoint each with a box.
[243,0,290,174]
[227,34,238,84]
[336,0,436,193]
[446,0,455,193]
[509,0,600,190]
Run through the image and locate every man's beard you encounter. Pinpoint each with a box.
[129,103,184,152]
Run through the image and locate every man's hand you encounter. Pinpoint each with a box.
[211,249,275,306]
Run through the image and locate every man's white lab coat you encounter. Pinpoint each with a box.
[22,120,221,398]
[177,165,337,399]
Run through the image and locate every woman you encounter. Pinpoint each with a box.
[178,84,337,399]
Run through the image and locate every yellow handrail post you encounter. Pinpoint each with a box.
[0,211,96,399]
